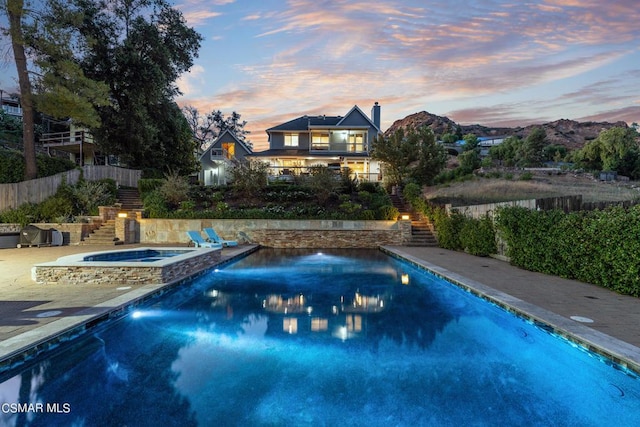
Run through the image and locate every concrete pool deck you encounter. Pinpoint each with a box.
[1,244,639,373]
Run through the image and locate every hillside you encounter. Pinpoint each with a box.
[385,111,629,150]
[424,171,640,206]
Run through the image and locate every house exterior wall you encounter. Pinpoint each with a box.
[199,130,252,185]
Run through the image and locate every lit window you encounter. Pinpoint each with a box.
[311,132,329,150]
[284,134,299,147]
[222,142,235,159]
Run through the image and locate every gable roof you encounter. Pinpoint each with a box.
[198,128,252,161]
[337,105,381,133]
[267,115,343,132]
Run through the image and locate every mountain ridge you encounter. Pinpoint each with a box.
[384,111,629,150]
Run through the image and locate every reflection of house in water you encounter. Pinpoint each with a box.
[261,290,390,340]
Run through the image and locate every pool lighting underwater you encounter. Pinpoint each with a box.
[1,248,639,426]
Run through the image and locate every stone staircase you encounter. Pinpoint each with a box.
[80,219,122,245]
[408,215,438,247]
[116,188,144,210]
[80,188,143,246]
[389,193,438,247]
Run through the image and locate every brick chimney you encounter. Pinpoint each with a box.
[371,102,381,129]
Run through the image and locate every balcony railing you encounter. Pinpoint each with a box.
[41,130,94,147]
[1,104,22,117]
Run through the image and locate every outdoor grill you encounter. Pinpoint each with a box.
[18,225,53,248]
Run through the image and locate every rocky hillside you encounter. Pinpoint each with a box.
[385,111,629,150]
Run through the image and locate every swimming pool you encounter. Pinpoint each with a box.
[1,248,639,426]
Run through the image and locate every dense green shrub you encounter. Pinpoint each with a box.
[358,181,380,193]
[377,205,399,220]
[432,209,466,250]
[39,196,74,222]
[0,149,75,183]
[138,179,164,197]
[0,150,26,182]
[72,180,114,215]
[158,171,190,209]
[496,205,640,296]
[36,156,76,177]
[0,203,41,226]
[459,215,497,256]
[143,190,169,218]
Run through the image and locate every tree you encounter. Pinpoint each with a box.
[518,127,547,166]
[68,0,203,172]
[372,126,446,187]
[27,0,110,128]
[4,0,36,180]
[408,126,448,185]
[182,106,251,150]
[462,133,479,152]
[371,128,416,188]
[576,127,640,178]
[489,135,521,166]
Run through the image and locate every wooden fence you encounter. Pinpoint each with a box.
[0,166,141,212]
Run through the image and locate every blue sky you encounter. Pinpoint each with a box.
[2,0,639,150]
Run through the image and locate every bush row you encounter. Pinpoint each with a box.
[401,182,497,256]
[0,149,76,183]
[0,179,117,225]
[495,205,640,296]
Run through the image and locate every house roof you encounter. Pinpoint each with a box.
[198,128,253,162]
[267,115,343,132]
[267,105,381,134]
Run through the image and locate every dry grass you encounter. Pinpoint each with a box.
[425,172,640,206]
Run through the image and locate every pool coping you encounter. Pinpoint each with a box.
[0,245,260,374]
[381,246,640,376]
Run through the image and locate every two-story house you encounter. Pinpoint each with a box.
[250,103,383,182]
[199,129,253,186]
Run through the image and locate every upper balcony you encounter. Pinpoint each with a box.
[1,104,22,118]
[309,128,369,154]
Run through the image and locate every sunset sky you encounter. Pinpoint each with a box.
[2,0,639,150]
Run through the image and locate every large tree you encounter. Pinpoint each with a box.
[372,126,446,187]
[576,126,640,178]
[182,106,251,151]
[4,0,36,180]
[28,0,110,128]
[69,0,203,172]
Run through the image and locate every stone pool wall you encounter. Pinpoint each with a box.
[137,219,412,248]
[34,248,221,286]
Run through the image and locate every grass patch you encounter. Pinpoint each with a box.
[424,173,640,206]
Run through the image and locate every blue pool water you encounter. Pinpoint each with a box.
[1,248,639,426]
[82,249,192,262]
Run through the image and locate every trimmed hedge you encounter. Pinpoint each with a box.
[496,205,640,296]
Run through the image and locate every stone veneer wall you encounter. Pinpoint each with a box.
[137,219,412,248]
[34,249,221,285]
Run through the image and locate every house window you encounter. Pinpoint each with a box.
[311,132,329,150]
[222,142,235,159]
[284,133,299,147]
[348,132,365,152]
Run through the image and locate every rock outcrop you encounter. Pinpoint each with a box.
[385,112,629,150]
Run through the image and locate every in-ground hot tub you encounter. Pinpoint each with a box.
[33,247,222,286]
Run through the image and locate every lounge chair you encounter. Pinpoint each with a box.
[203,227,238,247]
[186,231,223,248]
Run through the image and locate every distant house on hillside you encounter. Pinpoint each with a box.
[199,129,252,186]
[0,93,22,119]
[249,103,384,183]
